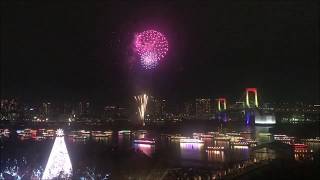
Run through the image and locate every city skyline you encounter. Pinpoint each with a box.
[1,1,319,179]
[1,1,318,104]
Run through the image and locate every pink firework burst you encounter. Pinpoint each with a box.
[135,30,168,69]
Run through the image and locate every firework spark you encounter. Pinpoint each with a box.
[135,30,168,69]
[134,94,148,126]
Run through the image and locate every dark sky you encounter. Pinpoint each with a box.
[1,1,319,105]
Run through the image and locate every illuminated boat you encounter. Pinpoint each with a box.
[74,135,88,139]
[292,143,308,148]
[274,134,295,144]
[17,129,33,138]
[16,129,24,135]
[231,141,249,146]
[118,130,131,135]
[35,136,46,140]
[240,131,252,135]
[206,146,225,151]
[247,139,258,147]
[214,136,231,141]
[43,132,54,137]
[273,134,287,140]
[68,134,77,138]
[136,130,147,134]
[193,132,203,137]
[134,138,155,145]
[104,130,113,135]
[201,134,214,138]
[301,137,320,143]
[226,132,240,136]
[292,143,311,153]
[45,129,55,137]
[180,138,204,144]
[91,131,112,137]
[170,135,189,140]
[79,130,90,134]
[207,131,220,136]
[1,129,10,135]
[258,132,272,136]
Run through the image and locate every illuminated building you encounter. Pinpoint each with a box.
[184,102,195,116]
[85,102,90,114]
[103,106,117,121]
[147,97,166,120]
[280,114,312,124]
[0,99,20,121]
[42,129,72,179]
[245,88,258,108]
[195,98,211,118]
[255,113,276,125]
[78,102,83,115]
[42,102,51,116]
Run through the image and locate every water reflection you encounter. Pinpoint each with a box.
[252,147,276,161]
[134,144,155,157]
[69,137,88,144]
[118,134,131,147]
[135,133,146,139]
[207,150,225,162]
[92,136,112,144]
[231,146,249,162]
[255,126,272,144]
[305,142,320,153]
[180,143,204,161]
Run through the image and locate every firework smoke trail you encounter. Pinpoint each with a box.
[135,30,168,69]
[134,94,148,126]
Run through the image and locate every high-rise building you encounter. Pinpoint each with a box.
[85,102,90,114]
[147,96,166,118]
[104,106,117,121]
[184,102,194,116]
[77,102,90,115]
[42,102,51,116]
[195,98,211,118]
[78,102,83,115]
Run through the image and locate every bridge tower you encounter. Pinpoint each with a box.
[246,88,258,108]
[216,98,227,111]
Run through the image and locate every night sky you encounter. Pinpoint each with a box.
[1,1,319,105]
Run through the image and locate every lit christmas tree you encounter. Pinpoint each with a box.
[42,129,72,179]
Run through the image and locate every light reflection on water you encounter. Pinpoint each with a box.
[135,133,146,139]
[306,142,320,153]
[92,136,112,144]
[134,144,155,157]
[231,146,250,162]
[3,126,318,170]
[180,143,204,161]
[207,150,225,162]
[118,134,131,146]
[68,137,88,144]
[255,126,273,144]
